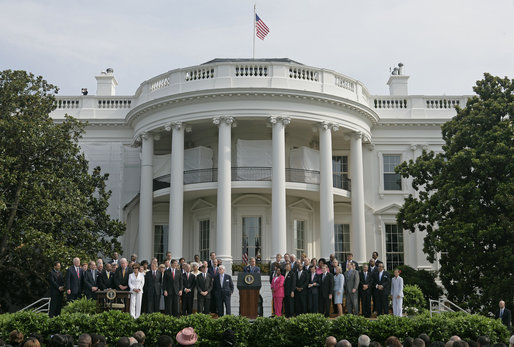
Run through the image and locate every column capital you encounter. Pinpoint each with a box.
[351,131,363,139]
[213,116,235,126]
[165,121,183,131]
[269,116,291,126]
[319,121,339,132]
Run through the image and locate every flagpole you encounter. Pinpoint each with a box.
[252,4,256,59]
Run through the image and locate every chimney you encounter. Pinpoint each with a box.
[95,68,118,96]
[387,63,409,96]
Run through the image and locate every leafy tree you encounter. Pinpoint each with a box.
[0,70,125,311]
[396,74,513,313]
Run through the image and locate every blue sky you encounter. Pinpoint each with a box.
[1,0,512,96]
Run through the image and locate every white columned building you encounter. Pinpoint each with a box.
[214,116,234,266]
[168,122,185,259]
[49,59,470,273]
[270,116,290,257]
[138,133,153,261]
[319,122,337,257]
[350,132,367,264]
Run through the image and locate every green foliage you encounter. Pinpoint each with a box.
[396,73,514,312]
[0,70,126,310]
[403,284,427,315]
[249,316,291,347]
[60,297,96,315]
[0,311,50,341]
[329,314,371,345]
[397,265,442,303]
[287,314,331,347]
[92,310,137,344]
[0,312,510,345]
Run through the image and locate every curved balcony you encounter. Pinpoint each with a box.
[152,168,350,191]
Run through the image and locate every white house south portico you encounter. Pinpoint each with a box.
[50,59,470,272]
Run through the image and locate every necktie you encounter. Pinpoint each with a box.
[365,272,367,281]
[122,269,125,278]
[153,271,156,280]
[107,272,110,279]
[220,275,223,287]
[187,273,189,280]
[76,267,80,278]
[172,269,175,279]
[379,272,382,281]
[323,273,326,281]
[500,309,503,318]
[203,273,206,279]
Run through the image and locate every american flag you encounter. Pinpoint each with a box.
[255,14,269,40]
[242,239,248,265]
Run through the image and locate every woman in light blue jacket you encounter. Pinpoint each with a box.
[333,266,345,316]
[391,268,404,316]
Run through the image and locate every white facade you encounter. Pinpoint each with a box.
[50,59,469,271]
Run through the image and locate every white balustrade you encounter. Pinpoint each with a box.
[425,98,462,109]
[150,76,170,92]
[97,98,132,109]
[289,67,319,81]
[55,99,80,109]
[235,65,268,77]
[185,67,215,81]
[335,75,355,91]
[373,98,408,109]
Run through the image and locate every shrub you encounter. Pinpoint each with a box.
[135,313,180,345]
[287,314,331,347]
[368,315,420,342]
[398,265,442,303]
[60,297,96,315]
[92,310,137,344]
[214,315,251,346]
[248,316,291,346]
[49,313,93,341]
[403,284,426,315]
[329,314,371,345]
[0,311,50,341]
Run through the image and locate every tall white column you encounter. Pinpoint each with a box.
[319,122,338,258]
[167,122,184,259]
[351,132,366,264]
[138,133,154,262]
[213,116,234,267]
[270,116,290,258]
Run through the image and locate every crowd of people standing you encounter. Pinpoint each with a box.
[48,249,409,319]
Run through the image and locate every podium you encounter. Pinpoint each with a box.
[237,273,261,319]
[96,290,131,313]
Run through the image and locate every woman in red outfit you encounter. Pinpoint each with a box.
[270,266,285,316]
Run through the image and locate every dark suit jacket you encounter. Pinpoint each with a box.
[244,265,261,274]
[284,271,296,296]
[84,269,99,298]
[372,270,391,294]
[207,260,218,276]
[97,270,114,290]
[320,272,335,298]
[49,269,64,297]
[359,271,373,293]
[295,270,308,291]
[196,272,213,298]
[163,268,183,295]
[145,270,162,296]
[65,266,84,295]
[114,267,132,290]
[343,260,360,272]
[182,272,196,294]
[495,308,512,327]
[213,273,234,295]
[307,272,321,295]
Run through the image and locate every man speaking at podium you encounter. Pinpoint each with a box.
[244,257,260,274]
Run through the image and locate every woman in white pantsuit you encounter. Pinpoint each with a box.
[128,263,145,318]
[391,269,404,317]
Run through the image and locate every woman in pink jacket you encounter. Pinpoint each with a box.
[270,266,285,316]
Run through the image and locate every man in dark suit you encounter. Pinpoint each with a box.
[145,262,162,313]
[65,257,84,301]
[307,266,320,313]
[245,257,261,274]
[372,263,390,315]
[114,258,131,291]
[181,263,195,315]
[319,265,334,317]
[196,263,213,314]
[207,252,218,276]
[370,251,383,267]
[84,260,99,300]
[98,262,114,290]
[359,264,373,318]
[213,265,233,316]
[294,262,308,315]
[495,300,512,328]
[49,261,64,317]
[163,259,183,316]
[283,263,296,317]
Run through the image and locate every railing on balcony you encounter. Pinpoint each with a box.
[286,168,320,185]
[232,167,272,181]
[153,168,351,191]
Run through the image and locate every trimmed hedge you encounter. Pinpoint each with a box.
[0,311,509,346]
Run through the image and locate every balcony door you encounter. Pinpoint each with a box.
[242,217,262,262]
